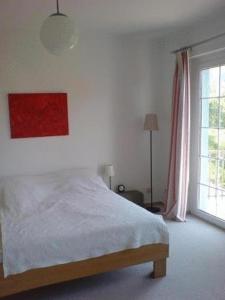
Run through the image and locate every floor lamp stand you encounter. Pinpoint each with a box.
[148,130,160,213]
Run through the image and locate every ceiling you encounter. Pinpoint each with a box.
[1,0,225,35]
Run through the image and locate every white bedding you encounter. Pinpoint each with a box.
[0,169,169,277]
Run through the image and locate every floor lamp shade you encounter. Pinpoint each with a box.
[144,114,159,131]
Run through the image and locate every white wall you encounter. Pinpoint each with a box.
[111,36,164,202]
[0,28,115,176]
[0,25,163,202]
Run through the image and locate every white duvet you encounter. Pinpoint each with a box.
[0,169,169,277]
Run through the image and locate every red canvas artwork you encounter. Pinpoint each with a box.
[8,93,69,138]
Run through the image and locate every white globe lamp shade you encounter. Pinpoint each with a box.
[40,13,78,55]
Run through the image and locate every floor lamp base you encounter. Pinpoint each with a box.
[146,206,161,213]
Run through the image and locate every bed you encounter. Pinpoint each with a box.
[0,168,169,298]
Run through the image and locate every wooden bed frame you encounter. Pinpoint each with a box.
[0,243,169,298]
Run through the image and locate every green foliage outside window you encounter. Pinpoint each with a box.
[206,99,225,189]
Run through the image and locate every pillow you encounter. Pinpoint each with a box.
[0,168,107,220]
[1,176,54,219]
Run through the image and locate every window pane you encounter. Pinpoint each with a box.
[220,65,225,97]
[200,157,217,186]
[201,67,219,98]
[219,98,225,128]
[201,98,219,128]
[201,128,218,158]
[199,185,217,216]
[219,129,225,160]
[217,190,225,220]
[209,129,218,158]
[218,160,225,189]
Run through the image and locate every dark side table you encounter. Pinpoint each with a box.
[118,190,144,207]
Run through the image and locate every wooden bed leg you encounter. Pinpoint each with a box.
[151,258,166,278]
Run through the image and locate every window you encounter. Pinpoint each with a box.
[198,65,225,221]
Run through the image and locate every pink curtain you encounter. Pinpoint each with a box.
[164,50,190,222]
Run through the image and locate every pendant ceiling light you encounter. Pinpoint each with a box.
[40,0,78,55]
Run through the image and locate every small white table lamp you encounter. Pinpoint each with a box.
[144,114,160,213]
[105,164,115,190]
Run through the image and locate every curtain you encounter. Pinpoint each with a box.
[164,50,190,222]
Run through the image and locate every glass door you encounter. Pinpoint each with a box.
[198,65,225,221]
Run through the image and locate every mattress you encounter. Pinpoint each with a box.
[0,170,169,277]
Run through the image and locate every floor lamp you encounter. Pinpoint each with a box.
[144,114,160,213]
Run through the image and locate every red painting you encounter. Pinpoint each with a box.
[8,93,69,138]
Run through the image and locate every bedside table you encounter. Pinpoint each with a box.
[118,190,144,207]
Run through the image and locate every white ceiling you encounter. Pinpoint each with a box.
[1,0,225,35]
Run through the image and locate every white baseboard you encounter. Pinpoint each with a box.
[190,209,225,230]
